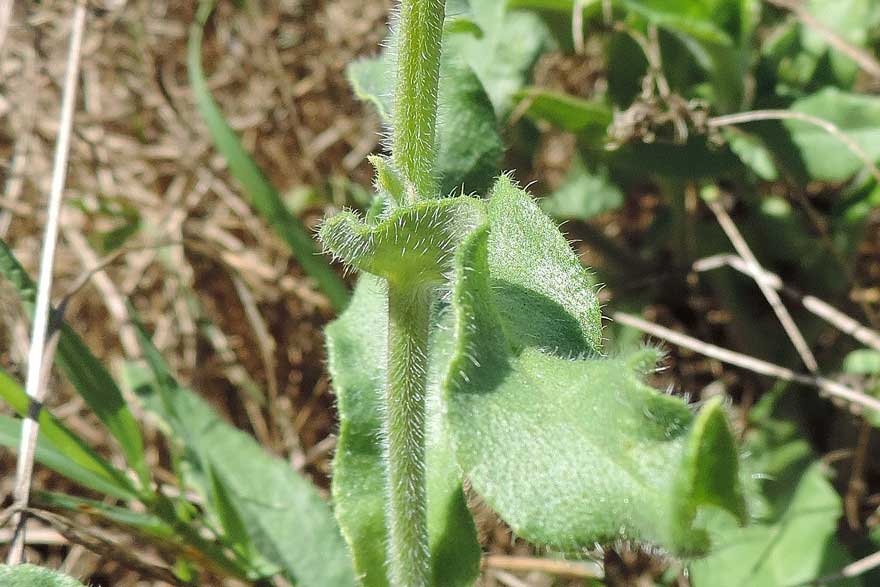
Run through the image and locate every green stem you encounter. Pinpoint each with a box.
[385,283,431,587]
[393,0,446,202]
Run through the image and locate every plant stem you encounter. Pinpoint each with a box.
[393,0,446,202]
[385,283,431,587]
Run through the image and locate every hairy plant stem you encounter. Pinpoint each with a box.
[393,0,445,202]
[385,283,431,587]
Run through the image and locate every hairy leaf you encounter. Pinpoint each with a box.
[443,177,745,554]
[326,276,481,587]
[319,197,484,285]
[0,565,87,587]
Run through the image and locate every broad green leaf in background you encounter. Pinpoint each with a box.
[514,88,612,147]
[446,0,552,117]
[128,325,356,587]
[325,276,481,587]
[724,128,780,181]
[786,88,880,182]
[0,565,87,587]
[800,0,880,87]
[540,153,625,220]
[618,0,740,45]
[690,392,861,586]
[188,1,349,311]
[0,239,150,489]
[443,177,746,554]
[0,369,137,500]
[843,349,880,375]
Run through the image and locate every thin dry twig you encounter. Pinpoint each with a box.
[706,198,819,373]
[8,1,88,564]
[612,312,880,414]
[708,110,880,185]
[0,0,13,57]
[694,254,880,352]
[764,0,880,82]
[485,554,603,579]
[800,549,880,586]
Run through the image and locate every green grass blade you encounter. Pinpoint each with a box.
[187,4,348,311]
[0,239,150,490]
[35,492,173,538]
[0,414,135,500]
[0,369,138,499]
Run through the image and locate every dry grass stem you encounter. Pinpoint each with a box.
[7,1,88,564]
[612,312,880,414]
[706,199,819,373]
[484,554,603,579]
[694,254,880,352]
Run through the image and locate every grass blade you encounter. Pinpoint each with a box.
[187,1,348,311]
[0,239,150,489]
[0,415,134,501]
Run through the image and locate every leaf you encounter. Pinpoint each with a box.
[843,349,880,375]
[325,276,481,587]
[187,4,348,311]
[0,369,137,500]
[0,239,150,489]
[618,0,739,45]
[690,393,861,586]
[724,128,779,181]
[0,415,135,500]
[128,323,356,587]
[0,565,87,587]
[34,492,173,539]
[540,153,624,220]
[347,22,503,195]
[800,0,880,87]
[514,88,612,146]
[786,88,880,182]
[446,0,552,117]
[443,176,746,554]
[318,197,484,285]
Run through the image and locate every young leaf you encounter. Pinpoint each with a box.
[513,88,612,146]
[0,565,87,587]
[0,369,137,500]
[318,196,485,285]
[187,2,348,311]
[0,239,150,489]
[442,177,746,554]
[325,276,481,587]
[129,323,355,587]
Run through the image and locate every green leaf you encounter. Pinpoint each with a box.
[129,323,356,587]
[443,177,746,555]
[187,5,348,311]
[0,565,87,587]
[843,349,880,375]
[540,153,624,220]
[724,128,779,181]
[618,0,739,45]
[34,492,174,538]
[690,393,860,586]
[514,88,612,146]
[0,239,150,489]
[800,0,880,87]
[786,88,880,182]
[347,22,503,195]
[325,276,481,587]
[0,415,134,500]
[446,0,552,117]
[318,196,484,285]
[0,369,137,500]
